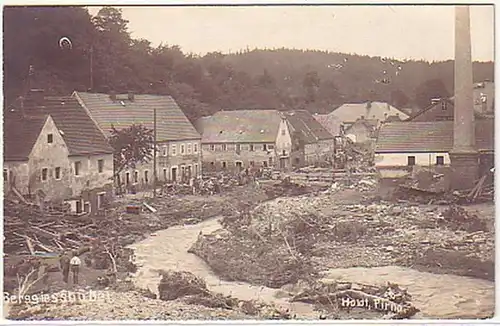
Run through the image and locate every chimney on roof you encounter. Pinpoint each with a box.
[28,89,45,106]
[128,91,135,101]
[19,96,25,117]
[109,91,117,102]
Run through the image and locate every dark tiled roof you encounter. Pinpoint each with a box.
[74,92,200,142]
[39,97,113,156]
[284,110,334,144]
[199,109,283,143]
[4,96,114,159]
[376,119,494,153]
[4,114,48,161]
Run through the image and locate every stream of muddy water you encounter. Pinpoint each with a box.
[128,217,494,319]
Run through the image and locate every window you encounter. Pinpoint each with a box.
[144,170,149,184]
[187,143,192,154]
[441,101,447,110]
[222,161,227,169]
[134,171,138,183]
[194,143,198,153]
[249,144,254,152]
[163,168,167,180]
[171,144,177,156]
[250,161,254,167]
[222,144,227,151]
[74,161,81,176]
[55,167,61,180]
[194,164,198,176]
[269,157,273,165]
[98,159,104,173]
[47,133,53,144]
[263,161,268,167]
[41,168,48,181]
[263,144,268,151]
[180,144,185,154]
[407,156,416,166]
[126,172,130,185]
[97,193,106,209]
[436,156,444,165]
[3,169,8,182]
[268,144,274,150]
[236,144,241,153]
[281,129,286,136]
[163,146,168,156]
[210,144,215,151]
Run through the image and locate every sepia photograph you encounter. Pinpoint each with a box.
[2,2,495,321]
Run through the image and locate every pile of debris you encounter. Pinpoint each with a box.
[188,228,315,289]
[439,205,488,232]
[4,199,100,255]
[394,168,494,205]
[291,280,419,319]
[157,270,293,318]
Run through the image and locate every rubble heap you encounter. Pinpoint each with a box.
[157,270,293,318]
[190,188,494,288]
[291,280,419,319]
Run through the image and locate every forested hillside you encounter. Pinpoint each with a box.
[4,6,494,121]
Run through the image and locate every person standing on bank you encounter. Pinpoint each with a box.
[70,251,82,285]
[59,251,71,283]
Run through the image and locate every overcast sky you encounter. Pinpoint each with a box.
[88,5,494,62]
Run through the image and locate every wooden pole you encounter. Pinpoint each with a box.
[153,108,157,198]
[89,45,94,91]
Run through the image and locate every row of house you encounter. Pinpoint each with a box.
[4,88,336,215]
[195,109,335,172]
[4,89,202,215]
[5,80,493,213]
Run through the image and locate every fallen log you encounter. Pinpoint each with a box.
[30,226,61,239]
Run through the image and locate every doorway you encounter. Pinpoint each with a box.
[171,167,177,183]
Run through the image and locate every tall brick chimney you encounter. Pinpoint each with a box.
[449,5,479,190]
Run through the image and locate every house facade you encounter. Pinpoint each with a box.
[197,109,285,172]
[410,97,491,122]
[196,109,334,172]
[473,81,494,114]
[344,118,377,143]
[374,119,494,179]
[4,93,114,214]
[73,91,202,187]
[283,110,334,168]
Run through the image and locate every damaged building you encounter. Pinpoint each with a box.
[4,90,115,214]
[196,109,334,172]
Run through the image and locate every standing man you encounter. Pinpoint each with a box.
[70,251,82,285]
[59,251,71,283]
